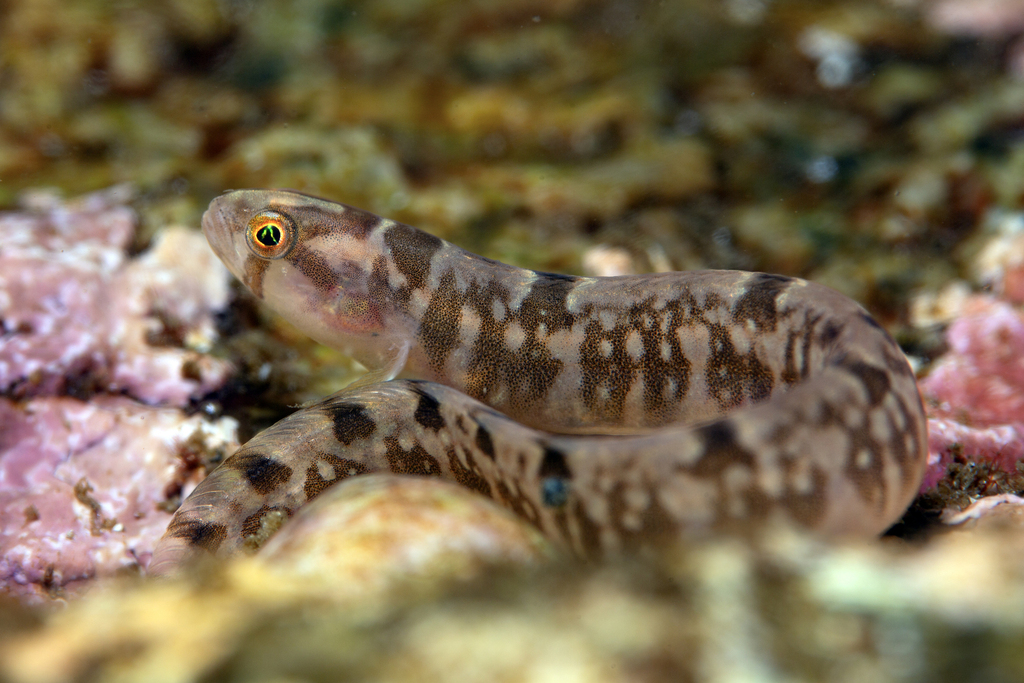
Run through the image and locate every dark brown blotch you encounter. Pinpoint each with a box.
[858,310,885,332]
[635,298,691,421]
[838,358,891,406]
[226,452,293,495]
[412,386,446,432]
[690,420,756,476]
[539,447,572,480]
[517,275,577,332]
[817,320,843,348]
[384,222,443,291]
[578,295,693,425]
[578,317,635,423]
[882,343,916,380]
[337,204,386,237]
[569,498,605,559]
[418,270,464,371]
[494,478,540,524]
[732,273,791,332]
[329,402,377,444]
[166,518,228,553]
[367,254,399,306]
[474,423,496,460]
[464,276,568,409]
[780,328,802,386]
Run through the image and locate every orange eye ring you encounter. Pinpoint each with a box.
[245,210,296,259]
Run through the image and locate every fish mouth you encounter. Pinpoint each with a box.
[201,191,253,276]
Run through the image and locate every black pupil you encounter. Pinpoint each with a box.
[257,224,282,246]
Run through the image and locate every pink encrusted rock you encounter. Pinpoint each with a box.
[922,296,1024,428]
[0,395,237,601]
[926,0,1024,38]
[0,187,240,601]
[0,186,232,407]
[919,294,1024,491]
[914,211,1024,492]
[923,418,1024,491]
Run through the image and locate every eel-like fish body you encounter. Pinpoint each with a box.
[150,190,927,572]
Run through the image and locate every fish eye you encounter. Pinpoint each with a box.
[245,210,296,259]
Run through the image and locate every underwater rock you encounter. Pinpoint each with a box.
[0,186,232,406]
[257,474,554,598]
[0,188,239,601]
[0,395,236,601]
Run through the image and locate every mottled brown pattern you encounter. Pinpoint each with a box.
[731,273,791,332]
[164,519,227,553]
[779,465,828,527]
[446,446,493,497]
[383,437,443,476]
[607,484,684,552]
[384,222,442,291]
[303,452,370,500]
[149,190,930,572]
[418,270,464,370]
[287,242,341,294]
[241,504,289,540]
[578,295,693,423]
[812,396,885,508]
[460,277,568,410]
[705,321,774,411]
[226,452,293,495]
[271,191,382,239]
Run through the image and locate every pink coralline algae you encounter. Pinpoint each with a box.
[925,0,1024,38]
[0,188,238,601]
[0,396,236,598]
[920,295,1024,491]
[0,186,231,405]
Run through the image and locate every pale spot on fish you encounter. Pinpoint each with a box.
[460,306,481,346]
[491,298,506,322]
[398,433,415,452]
[855,448,872,469]
[625,331,644,361]
[505,321,526,353]
[316,459,337,481]
[598,310,617,332]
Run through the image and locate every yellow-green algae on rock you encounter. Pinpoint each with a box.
[255,475,556,594]
[6,521,1024,683]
